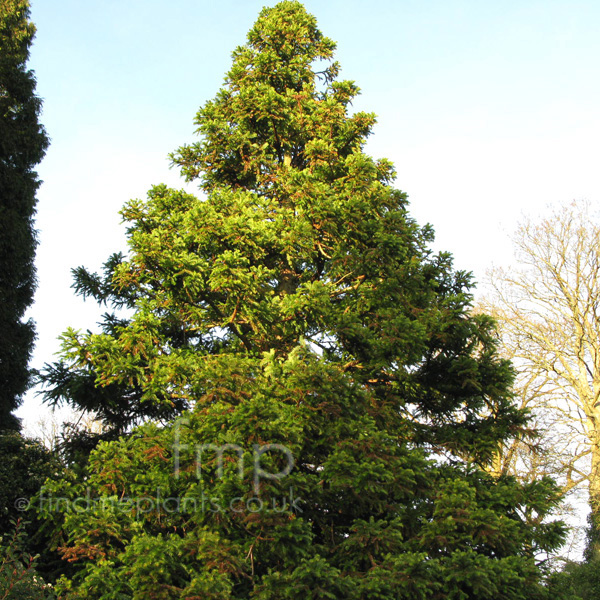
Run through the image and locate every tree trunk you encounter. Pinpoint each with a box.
[585,431,600,561]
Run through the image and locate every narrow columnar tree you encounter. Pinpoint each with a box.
[40,3,568,598]
[0,0,49,430]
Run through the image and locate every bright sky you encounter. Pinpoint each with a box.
[19,0,600,439]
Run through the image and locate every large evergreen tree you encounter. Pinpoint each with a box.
[0,0,49,430]
[40,3,568,598]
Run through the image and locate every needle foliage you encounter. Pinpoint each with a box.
[39,3,569,598]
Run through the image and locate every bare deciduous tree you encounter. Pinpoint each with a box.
[483,200,600,557]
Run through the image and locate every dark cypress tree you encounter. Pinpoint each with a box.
[0,0,49,430]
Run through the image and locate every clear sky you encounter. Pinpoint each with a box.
[19,0,600,437]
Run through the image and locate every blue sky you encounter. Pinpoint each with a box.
[20,0,600,434]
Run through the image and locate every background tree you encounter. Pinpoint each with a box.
[484,200,600,561]
[40,2,568,597]
[0,431,63,580]
[0,3,64,588]
[0,0,49,430]
[480,314,588,561]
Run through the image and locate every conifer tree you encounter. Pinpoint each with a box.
[40,3,568,598]
[0,0,49,430]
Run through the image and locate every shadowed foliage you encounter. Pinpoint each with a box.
[0,0,49,430]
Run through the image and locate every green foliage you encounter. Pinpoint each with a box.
[0,519,55,599]
[0,432,58,536]
[583,508,600,563]
[39,2,569,597]
[0,432,64,583]
[40,385,565,599]
[547,513,600,600]
[546,560,600,600]
[0,0,49,430]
